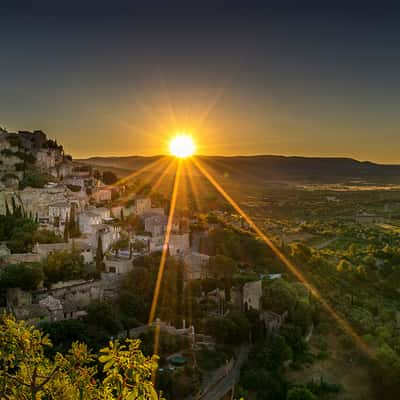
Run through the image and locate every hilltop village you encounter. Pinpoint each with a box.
[0,129,203,317]
[0,129,306,398]
[1,129,400,400]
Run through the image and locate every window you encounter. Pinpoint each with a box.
[109,266,116,273]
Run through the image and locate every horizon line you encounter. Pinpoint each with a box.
[74,153,400,166]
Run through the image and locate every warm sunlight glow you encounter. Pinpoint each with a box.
[169,135,196,158]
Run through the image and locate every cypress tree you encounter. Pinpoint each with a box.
[96,236,104,272]
[68,205,79,237]
[64,214,69,242]
[5,200,10,216]
[11,197,19,217]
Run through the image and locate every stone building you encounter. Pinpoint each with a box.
[183,251,209,280]
[48,201,71,225]
[243,280,263,311]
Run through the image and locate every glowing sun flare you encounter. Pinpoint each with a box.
[169,135,196,158]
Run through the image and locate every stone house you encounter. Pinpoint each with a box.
[90,224,120,253]
[183,251,209,280]
[243,280,263,311]
[33,241,94,264]
[49,201,71,225]
[89,207,111,220]
[79,211,103,234]
[144,213,167,237]
[134,196,152,215]
[57,161,74,179]
[92,187,112,203]
[169,232,190,256]
[104,257,133,274]
[36,148,57,170]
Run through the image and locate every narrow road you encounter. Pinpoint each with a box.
[315,237,336,250]
[197,345,249,400]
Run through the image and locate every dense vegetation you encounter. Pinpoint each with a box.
[0,314,161,399]
[0,211,63,253]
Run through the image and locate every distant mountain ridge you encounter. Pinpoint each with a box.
[77,155,400,183]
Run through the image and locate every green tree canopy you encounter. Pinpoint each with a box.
[0,313,162,399]
[42,250,85,285]
[0,262,43,291]
[288,387,316,400]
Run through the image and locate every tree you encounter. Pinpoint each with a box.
[19,170,51,189]
[5,200,10,216]
[262,279,297,315]
[33,229,63,244]
[42,250,85,285]
[102,171,118,185]
[288,387,316,400]
[0,214,38,253]
[208,255,237,301]
[207,311,250,345]
[0,263,44,291]
[0,313,162,399]
[68,205,80,238]
[96,236,104,272]
[132,239,146,253]
[64,214,70,242]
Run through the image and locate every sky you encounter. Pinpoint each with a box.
[1,1,400,162]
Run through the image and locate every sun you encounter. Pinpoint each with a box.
[169,134,196,158]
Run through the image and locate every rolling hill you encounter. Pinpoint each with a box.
[77,155,400,183]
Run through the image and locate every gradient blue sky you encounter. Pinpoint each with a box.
[1,1,400,162]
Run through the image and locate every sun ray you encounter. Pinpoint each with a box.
[193,63,243,133]
[149,159,183,357]
[183,161,202,212]
[114,158,171,209]
[149,157,177,195]
[108,156,168,189]
[190,156,374,358]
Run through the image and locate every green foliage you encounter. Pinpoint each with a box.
[85,302,123,337]
[0,313,161,399]
[203,227,276,269]
[19,170,52,189]
[40,319,88,355]
[262,279,297,314]
[195,347,229,370]
[290,243,312,262]
[207,254,237,301]
[33,229,64,244]
[287,387,316,400]
[138,329,190,358]
[0,214,38,253]
[0,263,44,291]
[68,205,80,238]
[370,343,400,398]
[42,250,86,285]
[96,236,104,272]
[206,311,250,345]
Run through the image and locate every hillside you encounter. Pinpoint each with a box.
[77,155,400,183]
